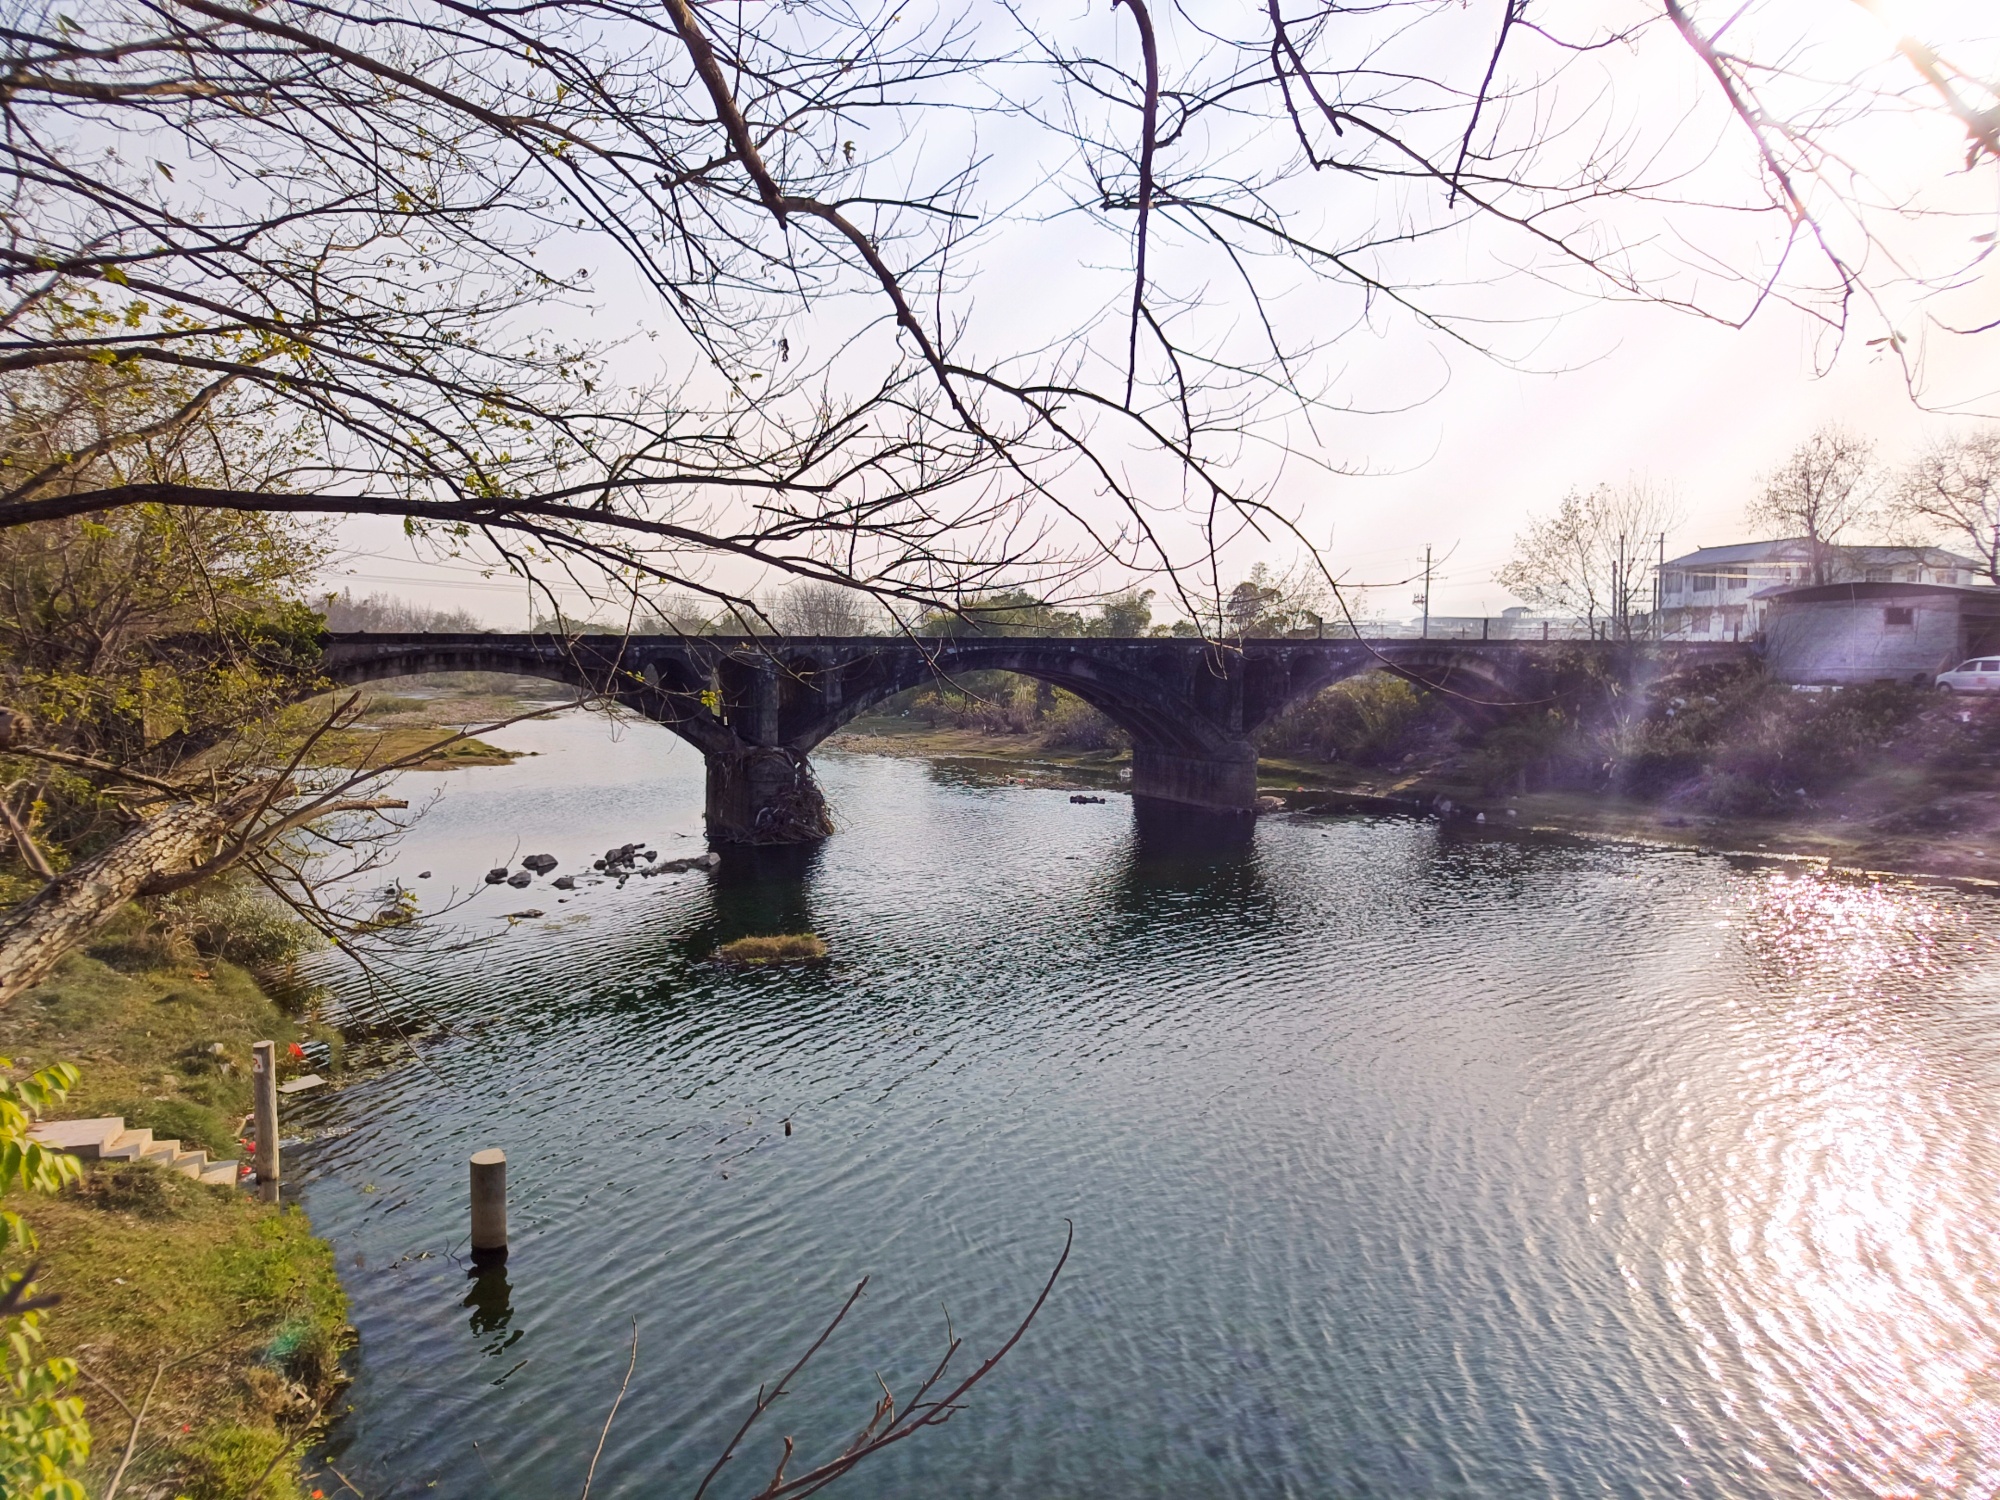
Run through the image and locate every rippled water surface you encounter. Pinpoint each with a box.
[295,712,2000,1498]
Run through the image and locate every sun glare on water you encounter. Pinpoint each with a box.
[1644,872,2000,1495]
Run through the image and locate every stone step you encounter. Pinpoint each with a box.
[28,1117,127,1160]
[34,1117,244,1188]
[136,1137,180,1166]
[106,1130,156,1162]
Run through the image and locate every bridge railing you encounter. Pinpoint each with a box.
[1344,616,1717,644]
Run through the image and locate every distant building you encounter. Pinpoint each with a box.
[1763,582,2000,685]
[1383,606,1585,640]
[1657,540,1982,640]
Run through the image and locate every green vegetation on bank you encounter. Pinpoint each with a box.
[0,892,349,1499]
[853,658,2000,875]
[16,895,340,1143]
[1256,656,1999,821]
[16,1167,348,1500]
[893,673,1129,752]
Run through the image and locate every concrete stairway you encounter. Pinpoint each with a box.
[31,1116,241,1186]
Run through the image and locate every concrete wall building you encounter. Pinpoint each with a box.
[1762,582,2000,685]
[1658,540,1982,641]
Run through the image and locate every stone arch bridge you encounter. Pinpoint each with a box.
[320,633,1750,842]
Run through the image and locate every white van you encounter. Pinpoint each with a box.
[1935,658,2000,693]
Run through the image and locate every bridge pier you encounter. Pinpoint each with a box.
[705,745,834,845]
[1129,740,1259,815]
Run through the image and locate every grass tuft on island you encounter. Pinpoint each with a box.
[714,933,829,966]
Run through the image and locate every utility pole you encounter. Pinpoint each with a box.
[1416,546,1432,639]
[1616,532,1626,641]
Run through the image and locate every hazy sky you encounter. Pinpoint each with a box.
[320,0,2000,628]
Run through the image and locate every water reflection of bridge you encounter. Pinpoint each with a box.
[321,633,1751,841]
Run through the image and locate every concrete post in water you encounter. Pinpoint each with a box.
[251,1040,280,1186]
[470,1149,508,1262]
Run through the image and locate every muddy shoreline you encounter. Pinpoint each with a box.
[828,722,2000,890]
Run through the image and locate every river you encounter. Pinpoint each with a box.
[293,709,2000,1498]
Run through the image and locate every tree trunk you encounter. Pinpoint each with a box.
[0,798,241,1006]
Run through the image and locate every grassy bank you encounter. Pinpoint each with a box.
[14,1168,348,1500]
[303,670,585,770]
[3,908,351,1499]
[310,722,519,770]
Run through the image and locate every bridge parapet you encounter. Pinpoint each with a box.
[319,632,1753,840]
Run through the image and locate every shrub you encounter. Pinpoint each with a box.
[1459,713,1592,794]
[1040,691,1125,751]
[1258,674,1433,765]
[161,884,319,971]
[1700,771,1788,818]
[0,1056,90,1500]
[78,1161,183,1218]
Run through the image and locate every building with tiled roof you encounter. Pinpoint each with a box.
[1658,539,1983,640]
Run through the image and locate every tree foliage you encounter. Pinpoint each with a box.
[0,504,328,854]
[0,1057,89,1500]
[1749,427,1881,586]
[769,581,884,637]
[1496,482,1679,634]
[1892,431,2000,584]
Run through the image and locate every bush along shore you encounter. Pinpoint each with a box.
[1,887,351,1500]
[838,656,2000,883]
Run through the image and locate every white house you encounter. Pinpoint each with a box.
[1657,539,1983,640]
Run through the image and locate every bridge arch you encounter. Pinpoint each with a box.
[318,638,746,751]
[1237,644,1537,735]
[775,639,1249,757]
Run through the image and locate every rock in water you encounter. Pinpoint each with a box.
[484,868,509,884]
[552,875,576,890]
[522,853,558,874]
[656,852,724,874]
[507,871,532,888]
